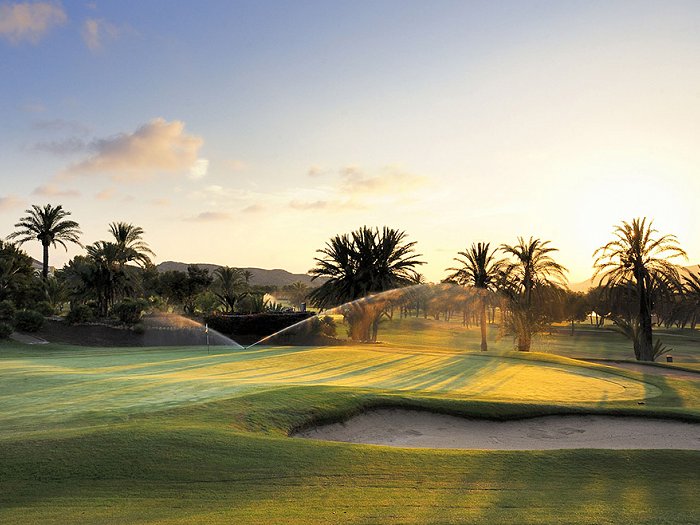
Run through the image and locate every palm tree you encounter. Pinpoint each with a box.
[108,221,155,268]
[213,266,247,313]
[594,218,686,361]
[8,204,82,279]
[683,271,700,330]
[500,237,568,351]
[309,226,424,341]
[446,242,503,351]
[85,241,127,316]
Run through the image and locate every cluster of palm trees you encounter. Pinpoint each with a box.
[446,238,567,352]
[2,203,696,361]
[309,219,693,361]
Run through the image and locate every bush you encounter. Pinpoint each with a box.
[33,300,54,316]
[15,310,44,333]
[0,322,13,339]
[66,304,95,325]
[132,322,146,335]
[112,298,148,325]
[0,300,16,324]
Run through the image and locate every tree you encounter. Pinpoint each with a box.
[500,237,568,351]
[683,271,700,330]
[157,265,213,314]
[0,240,37,303]
[446,242,503,351]
[85,241,127,317]
[213,266,247,313]
[593,218,686,361]
[8,204,82,279]
[108,221,155,268]
[284,281,310,309]
[309,226,424,341]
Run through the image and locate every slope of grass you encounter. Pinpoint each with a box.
[1,337,698,524]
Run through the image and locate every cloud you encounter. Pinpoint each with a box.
[32,119,90,134]
[96,188,115,200]
[242,204,264,214]
[289,165,428,212]
[32,137,87,155]
[151,198,170,207]
[32,184,80,197]
[289,200,330,211]
[188,158,209,180]
[307,165,329,178]
[187,211,231,222]
[339,165,427,195]
[0,2,66,44]
[65,118,204,181]
[0,195,24,211]
[82,17,119,52]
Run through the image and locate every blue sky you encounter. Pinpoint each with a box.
[2,1,700,282]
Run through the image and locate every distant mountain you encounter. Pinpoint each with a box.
[569,264,700,293]
[156,261,323,287]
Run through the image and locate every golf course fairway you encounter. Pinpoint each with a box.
[1,341,698,524]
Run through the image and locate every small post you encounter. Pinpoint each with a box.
[205,323,210,355]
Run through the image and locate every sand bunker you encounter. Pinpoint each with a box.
[294,409,700,450]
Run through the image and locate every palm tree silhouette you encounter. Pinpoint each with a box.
[108,222,155,268]
[447,242,503,351]
[594,218,686,361]
[500,237,567,351]
[309,226,423,341]
[8,204,82,279]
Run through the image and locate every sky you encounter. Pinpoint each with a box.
[1,0,699,284]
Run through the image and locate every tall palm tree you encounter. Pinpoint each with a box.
[8,204,82,279]
[108,221,155,268]
[500,237,568,351]
[213,266,247,313]
[594,218,686,361]
[446,242,503,351]
[309,226,424,341]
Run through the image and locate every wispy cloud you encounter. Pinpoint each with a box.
[0,1,66,44]
[32,184,80,197]
[82,17,119,52]
[32,119,91,134]
[187,211,231,222]
[242,203,264,214]
[151,198,171,207]
[289,165,429,212]
[188,158,209,180]
[96,188,116,201]
[64,118,204,181]
[339,165,428,195]
[32,137,87,155]
[0,195,24,211]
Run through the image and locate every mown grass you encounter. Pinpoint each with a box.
[1,330,698,524]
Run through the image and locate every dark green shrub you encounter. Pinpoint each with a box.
[33,300,54,316]
[15,310,44,333]
[0,300,16,324]
[112,298,148,325]
[0,322,13,339]
[132,322,146,334]
[66,304,94,324]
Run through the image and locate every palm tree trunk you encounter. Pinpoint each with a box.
[637,279,654,361]
[42,242,50,279]
[480,299,487,351]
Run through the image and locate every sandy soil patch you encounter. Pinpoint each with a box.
[294,409,700,450]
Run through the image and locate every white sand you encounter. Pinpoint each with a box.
[294,409,700,450]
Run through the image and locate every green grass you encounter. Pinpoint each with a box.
[1,330,699,524]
